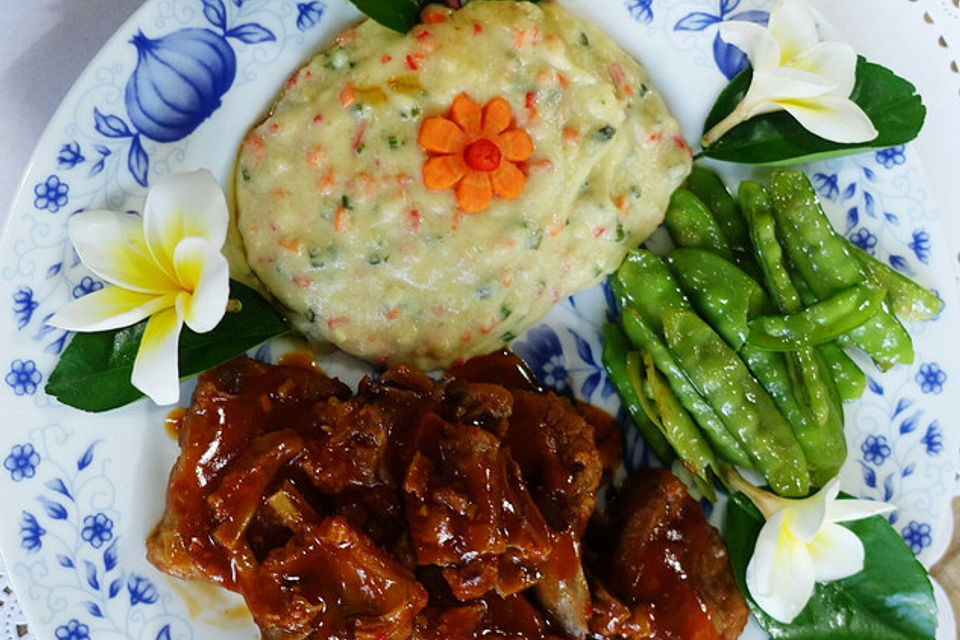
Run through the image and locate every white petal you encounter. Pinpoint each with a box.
[808,522,866,582]
[768,0,819,62]
[171,237,230,333]
[780,94,879,142]
[790,41,858,96]
[47,286,176,332]
[143,170,229,279]
[131,307,183,405]
[826,497,896,524]
[747,510,815,623]
[782,478,837,543]
[67,210,177,294]
[718,20,780,69]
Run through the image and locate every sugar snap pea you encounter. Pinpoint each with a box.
[621,308,754,470]
[850,244,943,321]
[768,169,913,369]
[663,189,734,261]
[661,247,841,482]
[633,349,719,498]
[746,282,887,350]
[664,247,770,351]
[683,165,760,276]
[661,307,810,497]
[612,249,690,336]
[601,323,675,463]
[819,341,867,400]
[739,179,849,478]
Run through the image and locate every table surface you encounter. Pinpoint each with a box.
[1,1,958,639]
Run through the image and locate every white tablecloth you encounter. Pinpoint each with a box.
[1,2,958,639]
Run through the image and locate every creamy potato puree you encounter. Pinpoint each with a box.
[235,0,691,369]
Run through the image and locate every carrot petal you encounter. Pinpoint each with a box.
[491,161,527,200]
[456,170,493,213]
[482,97,512,137]
[423,154,467,191]
[451,94,482,138]
[419,117,468,153]
[497,129,534,162]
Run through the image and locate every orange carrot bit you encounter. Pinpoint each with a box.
[562,127,581,146]
[278,236,300,252]
[513,28,527,49]
[420,116,468,153]
[350,173,377,200]
[491,162,526,200]
[451,210,464,232]
[461,332,474,343]
[528,158,554,175]
[272,187,288,198]
[327,316,349,330]
[385,308,401,320]
[405,54,422,71]
[456,171,493,213]
[672,134,689,149]
[647,131,663,144]
[423,154,468,190]
[450,94,482,137]
[408,209,422,230]
[530,26,541,45]
[333,207,348,232]
[316,168,335,196]
[293,274,311,289]
[381,54,392,64]
[422,7,447,24]
[593,226,607,238]
[608,62,634,97]
[500,268,513,288]
[482,97,512,137]
[473,22,482,35]
[270,121,280,132]
[352,120,368,153]
[615,195,630,213]
[558,73,570,90]
[479,319,496,335]
[286,74,298,89]
[524,91,538,121]
[304,70,312,79]
[335,28,357,47]
[306,144,325,167]
[546,221,564,237]
[339,83,356,108]
[497,129,533,162]
[312,113,324,124]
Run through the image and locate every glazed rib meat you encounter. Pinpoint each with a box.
[147,354,746,640]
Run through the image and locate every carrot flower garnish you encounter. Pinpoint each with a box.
[419,94,533,213]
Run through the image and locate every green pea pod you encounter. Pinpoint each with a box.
[819,341,867,400]
[662,307,810,497]
[621,308,755,470]
[601,323,675,463]
[850,244,943,321]
[684,165,759,276]
[740,180,802,312]
[768,169,913,369]
[631,350,718,500]
[746,282,887,350]
[612,249,690,336]
[664,189,734,261]
[665,248,771,351]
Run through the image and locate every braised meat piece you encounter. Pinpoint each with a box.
[403,412,553,600]
[587,469,749,640]
[146,358,350,587]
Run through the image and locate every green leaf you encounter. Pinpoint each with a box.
[45,280,290,412]
[700,57,926,165]
[348,0,540,34]
[348,0,428,33]
[724,492,938,640]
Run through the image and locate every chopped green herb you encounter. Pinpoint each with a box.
[388,135,400,149]
[308,247,325,269]
[500,331,517,342]
[595,125,616,142]
[579,32,590,47]
[630,185,642,199]
[322,47,350,71]
[500,305,512,320]
[615,222,625,242]
[355,142,366,154]
[368,254,386,265]
[306,309,317,323]
[341,195,353,210]
[638,82,649,97]
[241,168,251,183]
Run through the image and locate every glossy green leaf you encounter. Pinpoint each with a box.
[724,492,937,640]
[699,57,925,165]
[349,0,540,34]
[45,280,289,412]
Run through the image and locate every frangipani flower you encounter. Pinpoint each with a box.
[49,170,230,405]
[737,476,894,623]
[702,0,878,146]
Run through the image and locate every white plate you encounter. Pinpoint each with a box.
[0,1,956,639]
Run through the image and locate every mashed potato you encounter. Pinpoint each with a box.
[235,0,690,369]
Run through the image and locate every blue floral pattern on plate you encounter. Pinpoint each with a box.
[0,1,956,639]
